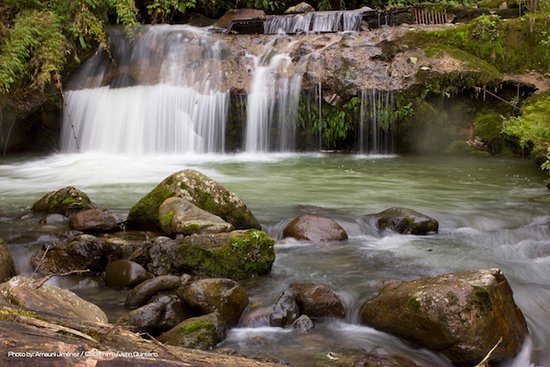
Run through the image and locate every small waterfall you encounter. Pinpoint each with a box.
[61,25,228,154]
[244,42,303,152]
[358,89,395,154]
[264,10,365,34]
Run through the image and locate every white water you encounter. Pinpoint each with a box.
[264,9,366,34]
[358,89,395,154]
[61,25,228,154]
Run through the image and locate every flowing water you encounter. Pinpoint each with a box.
[0,152,548,366]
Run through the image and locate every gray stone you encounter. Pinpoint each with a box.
[269,289,299,327]
[126,275,190,309]
[69,209,119,233]
[291,314,314,333]
[365,207,439,235]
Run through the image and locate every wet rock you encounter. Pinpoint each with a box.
[68,208,119,233]
[126,274,190,309]
[104,259,148,289]
[127,169,260,231]
[269,289,299,327]
[158,312,227,350]
[44,213,67,224]
[123,302,166,333]
[102,231,151,262]
[289,282,345,319]
[285,2,315,13]
[151,293,191,330]
[178,278,248,327]
[159,197,233,236]
[32,186,95,215]
[146,230,275,280]
[0,239,16,282]
[214,9,266,29]
[31,234,105,274]
[365,207,439,235]
[360,268,528,366]
[282,214,348,242]
[0,275,108,323]
[291,314,314,333]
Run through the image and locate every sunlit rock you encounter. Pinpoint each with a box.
[282,214,348,242]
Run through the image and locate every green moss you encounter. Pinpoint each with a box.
[406,296,421,312]
[159,210,175,229]
[0,307,38,320]
[469,286,493,311]
[179,320,211,335]
[446,291,458,305]
[474,111,503,141]
[126,185,173,229]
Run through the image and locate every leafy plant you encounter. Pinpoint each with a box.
[146,0,196,24]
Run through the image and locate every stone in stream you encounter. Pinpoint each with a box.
[127,169,260,231]
[125,274,191,309]
[364,207,439,235]
[291,314,315,333]
[0,275,108,324]
[158,312,227,350]
[68,208,119,233]
[0,239,16,282]
[121,302,166,334]
[269,288,299,327]
[145,230,275,280]
[177,278,248,327]
[289,282,346,319]
[31,186,95,215]
[359,268,528,366]
[282,214,348,242]
[150,293,191,330]
[158,197,234,236]
[104,259,148,289]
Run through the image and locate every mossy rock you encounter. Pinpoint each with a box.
[158,312,227,350]
[365,207,439,235]
[32,186,95,215]
[0,240,16,283]
[127,169,260,231]
[173,230,275,281]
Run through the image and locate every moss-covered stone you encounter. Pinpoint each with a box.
[31,186,95,215]
[365,207,439,235]
[173,230,275,280]
[158,312,227,350]
[127,169,260,231]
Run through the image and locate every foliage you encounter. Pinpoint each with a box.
[146,0,196,24]
[0,0,137,97]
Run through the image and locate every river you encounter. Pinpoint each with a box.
[0,152,548,366]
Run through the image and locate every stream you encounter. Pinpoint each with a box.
[0,152,548,366]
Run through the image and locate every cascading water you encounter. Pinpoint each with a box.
[358,89,395,154]
[264,9,367,34]
[244,41,304,152]
[61,25,228,154]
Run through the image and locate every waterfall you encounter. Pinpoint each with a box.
[244,42,303,152]
[61,25,228,154]
[264,10,366,34]
[358,89,395,154]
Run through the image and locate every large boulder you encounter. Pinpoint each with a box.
[283,214,348,242]
[365,207,439,235]
[178,278,248,327]
[360,268,528,366]
[126,275,190,309]
[31,234,105,274]
[0,275,108,323]
[32,186,95,215]
[284,2,315,13]
[127,169,260,230]
[68,208,119,233]
[289,282,345,319]
[158,312,227,350]
[159,197,233,236]
[104,259,148,289]
[0,239,16,282]
[146,230,275,280]
[214,9,266,29]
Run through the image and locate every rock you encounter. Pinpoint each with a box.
[146,230,275,280]
[360,268,528,366]
[126,275,190,309]
[158,312,227,350]
[150,293,191,330]
[269,289,299,327]
[178,278,248,327]
[0,275,108,323]
[127,169,260,230]
[45,213,67,224]
[284,2,315,13]
[31,186,95,215]
[289,282,345,319]
[159,197,233,236]
[104,259,148,289]
[102,231,151,263]
[365,207,439,235]
[282,214,348,242]
[68,208,119,233]
[31,234,105,274]
[0,306,279,367]
[291,314,314,333]
[124,302,166,333]
[214,9,266,29]
[0,239,16,282]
